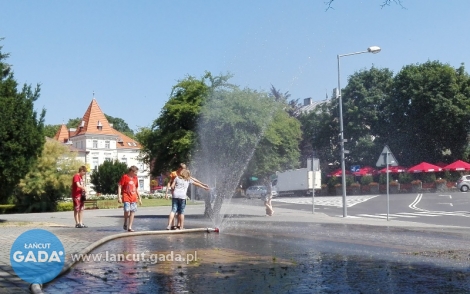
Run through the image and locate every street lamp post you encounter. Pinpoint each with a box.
[337,46,381,218]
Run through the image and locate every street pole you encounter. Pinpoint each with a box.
[336,46,381,218]
[337,55,348,218]
[386,152,389,221]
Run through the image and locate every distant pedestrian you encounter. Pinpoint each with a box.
[118,166,142,232]
[72,166,88,228]
[264,177,274,216]
[167,169,209,230]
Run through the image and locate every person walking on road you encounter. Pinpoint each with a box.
[167,169,209,230]
[264,177,274,216]
[72,166,88,228]
[118,166,142,232]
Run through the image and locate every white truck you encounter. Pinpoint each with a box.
[272,158,321,197]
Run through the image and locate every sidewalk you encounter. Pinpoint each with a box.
[0,201,468,293]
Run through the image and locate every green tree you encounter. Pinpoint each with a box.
[44,124,61,138]
[248,106,301,176]
[90,160,128,194]
[105,114,135,138]
[66,117,81,129]
[303,62,470,171]
[385,61,470,165]
[139,72,234,175]
[16,139,83,212]
[193,87,301,218]
[0,43,45,203]
[299,95,340,171]
[341,67,394,166]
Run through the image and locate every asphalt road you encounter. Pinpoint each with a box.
[236,191,470,228]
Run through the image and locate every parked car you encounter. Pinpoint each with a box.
[245,185,268,199]
[457,175,470,192]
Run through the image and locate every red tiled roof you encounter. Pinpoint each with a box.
[72,98,114,136]
[112,128,141,150]
[53,124,69,143]
[61,98,140,149]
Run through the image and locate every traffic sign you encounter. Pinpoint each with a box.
[351,165,360,172]
[376,145,398,167]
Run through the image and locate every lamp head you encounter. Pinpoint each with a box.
[367,46,381,54]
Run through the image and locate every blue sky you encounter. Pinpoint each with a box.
[1,0,470,130]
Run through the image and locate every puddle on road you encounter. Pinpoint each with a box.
[44,230,470,293]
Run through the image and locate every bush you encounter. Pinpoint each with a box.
[398,172,413,184]
[56,202,74,211]
[423,173,436,183]
[444,170,460,182]
[360,175,373,186]
[0,204,17,214]
[327,176,340,188]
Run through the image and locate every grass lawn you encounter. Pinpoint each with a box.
[94,198,202,209]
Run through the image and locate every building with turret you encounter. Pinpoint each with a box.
[53,98,150,194]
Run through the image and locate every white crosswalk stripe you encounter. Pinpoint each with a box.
[357,214,396,219]
[350,211,467,220]
[272,196,378,208]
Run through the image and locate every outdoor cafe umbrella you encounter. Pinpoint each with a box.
[353,166,377,176]
[407,162,442,173]
[443,160,470,172]
[379,166,407,174]
[327,168,352,177]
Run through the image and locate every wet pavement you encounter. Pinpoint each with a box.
[1,199,470,293]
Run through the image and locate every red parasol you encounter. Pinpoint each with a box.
[407,162,442,173]
[327,168,352,177]
[379,166,407,174]
[353,166,377,176]
[443,160,470,171]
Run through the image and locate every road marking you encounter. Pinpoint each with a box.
[399,212,440,217]
[272,196,378,208]
[377,213,416,218]
[357,214,396,219]
[437,202,453,206]
[439,195,452,199]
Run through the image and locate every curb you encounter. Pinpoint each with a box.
[31,227,218,293]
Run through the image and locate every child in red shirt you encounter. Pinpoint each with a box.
[118,166,142,232]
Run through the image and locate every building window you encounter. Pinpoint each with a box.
[105,141,110,149]
[93,140,98,149]
[121,157,127,165]
[93,157,99,170]
[139,179,144,191]
[105,157,111,162]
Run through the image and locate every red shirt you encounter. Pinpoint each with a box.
[119,174,139,203]
[71,173,83,198]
